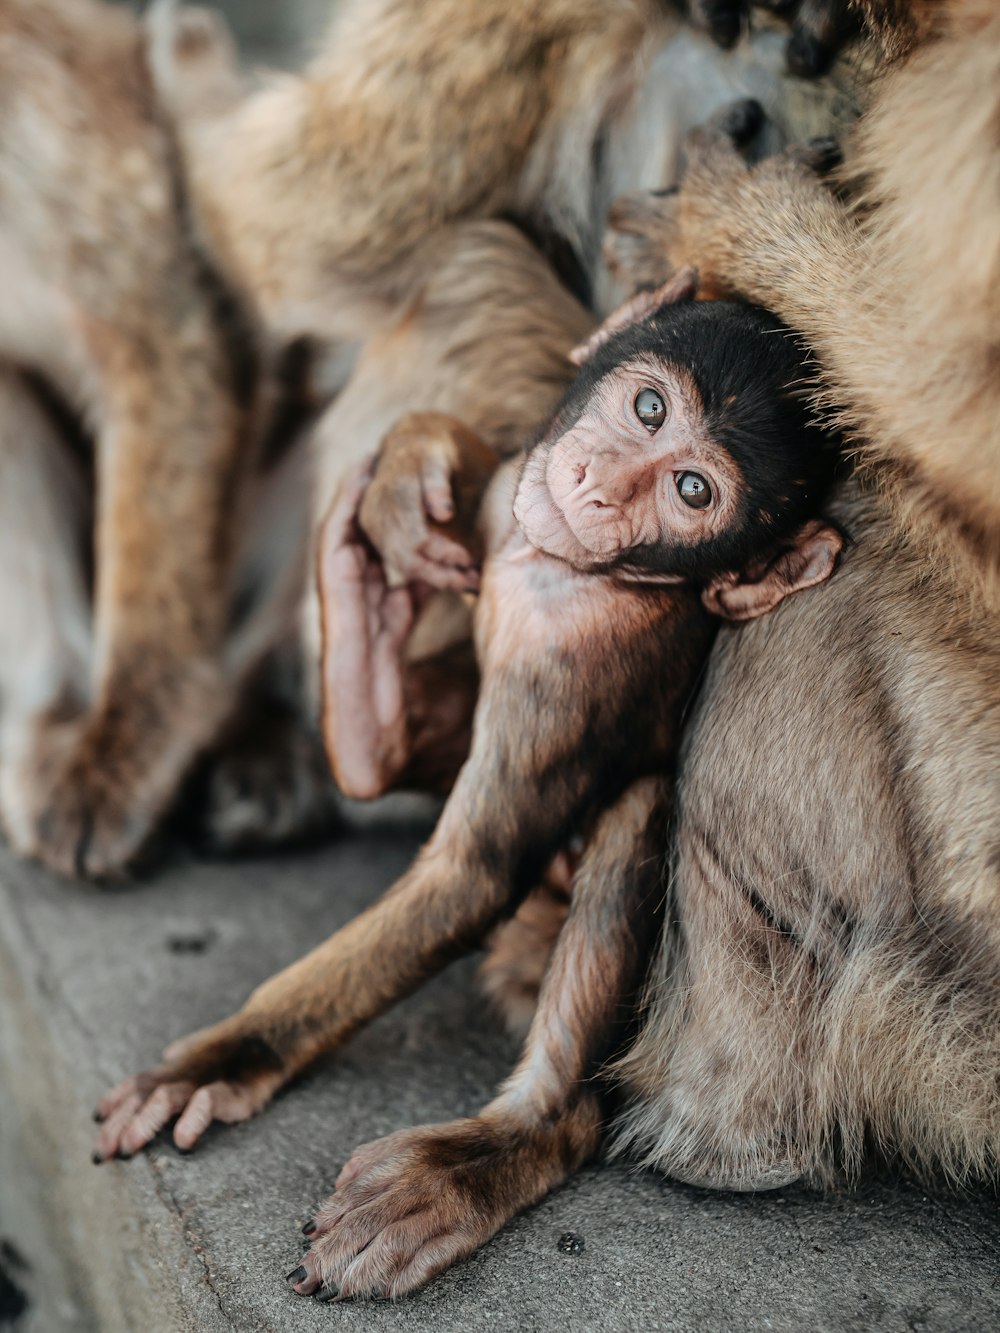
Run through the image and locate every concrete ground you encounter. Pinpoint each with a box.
[1,800,999,1333]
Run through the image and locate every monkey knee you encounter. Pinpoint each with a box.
[664,1138,804,1192]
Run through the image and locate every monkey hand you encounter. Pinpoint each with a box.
[359,411,498,594]
[605,99,846,309]
[287,1115,586,1301]
[0,665,224,880]
[92,1015,289,1160]
[694,0,858,78]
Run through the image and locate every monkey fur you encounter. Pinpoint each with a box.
[92,281,845,1299]
[0,0,863,878]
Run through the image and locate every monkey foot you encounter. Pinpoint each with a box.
[289,1120,549,1301]
[92,1023,286,1160]
[1,716,155,880]
[200,711,340,854]
[2,666,226,879]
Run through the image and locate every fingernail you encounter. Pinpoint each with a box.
[806,136,842,173]
[286,1266,307,1284]
[723,98,763,144]
[116,1150,133,1162]
[91,1152,103,1166]
[787,31,829,78]
[92,1109,104,1123]
[302,1220,317,1236]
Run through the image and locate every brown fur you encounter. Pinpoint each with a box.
[0,0,862,877]
[604,0,1000,1189]
[0,0,272,877]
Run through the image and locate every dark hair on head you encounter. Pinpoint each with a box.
[554,297,840,579]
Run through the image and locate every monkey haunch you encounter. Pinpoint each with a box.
[93,284,843,1300]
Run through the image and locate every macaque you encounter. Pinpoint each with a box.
[598,2,1000,1196]
[92,277,844,1299]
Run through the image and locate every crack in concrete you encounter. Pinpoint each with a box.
[145,1153,240,1331]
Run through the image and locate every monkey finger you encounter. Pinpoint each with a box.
[94,1091,145,1160]
[320,475,378,583]
[692,0,746,51]
[377,587,418,652]
[94,1073,143,1123]
[788,135,843,177]
[711,97,765,149]
[325,459,377,542]
[408,557,480,593]
[173,1079,274,1150]
[785,0,858,79]
[419,531,478,572]
[418,454,457,524]
[118,1082,197,1157]
[684,99,763,178]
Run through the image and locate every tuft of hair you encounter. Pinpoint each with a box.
[613,868,1000,1190]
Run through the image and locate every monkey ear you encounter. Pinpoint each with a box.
[701,520,844,622]
[569,267,698,367]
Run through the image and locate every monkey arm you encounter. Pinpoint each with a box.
[92,658,609,1159]
[287,776,671,1300]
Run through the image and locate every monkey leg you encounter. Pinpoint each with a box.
[615,839,809,1193]
[0,369,91,842]
[93,583,661,1160]
[286,777,669,1302]
[5,314,248,880]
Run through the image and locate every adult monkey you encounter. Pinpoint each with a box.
[608,0,1000,1188]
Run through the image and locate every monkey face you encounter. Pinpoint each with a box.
[513,356,746,579]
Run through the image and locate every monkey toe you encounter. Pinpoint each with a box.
[292,1124,515,1299]
[795,135,843,176]
[715,98,765,148]
[696,0,746,51]
[199,716,340,855]
[786,26,835,78]
[785,0,859,79]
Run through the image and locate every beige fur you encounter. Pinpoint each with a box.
[611,0,1000,1188]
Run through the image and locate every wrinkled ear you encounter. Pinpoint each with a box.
[701,520,844,622]
[569,267,698,367]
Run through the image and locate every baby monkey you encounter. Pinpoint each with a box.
[95,273,843,1301]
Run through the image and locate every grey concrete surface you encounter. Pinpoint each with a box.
[1,802,999,1333]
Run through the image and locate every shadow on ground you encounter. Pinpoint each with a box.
[0,800,997,1333]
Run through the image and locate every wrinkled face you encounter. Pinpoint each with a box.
[513,357,745,577]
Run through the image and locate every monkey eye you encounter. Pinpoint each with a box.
[677,472,712,508]
[634,387,667,431]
